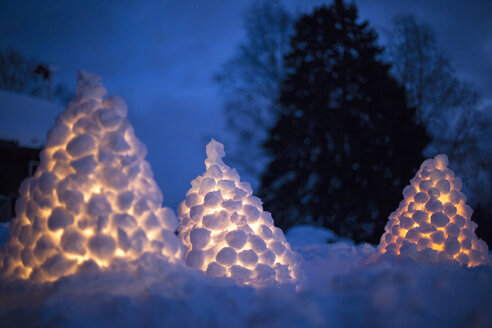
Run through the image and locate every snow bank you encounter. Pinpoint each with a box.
[0,241,490,327]
[286,225,353,247]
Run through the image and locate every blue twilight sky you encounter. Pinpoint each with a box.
[0,0,491,209]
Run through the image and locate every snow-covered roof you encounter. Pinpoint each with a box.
[0,90,63,148]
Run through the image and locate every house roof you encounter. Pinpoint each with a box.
[0,90,63,148]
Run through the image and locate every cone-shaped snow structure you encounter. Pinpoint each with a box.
[0,71,183,282]
[378,154,488,266]
[178,139,301,286]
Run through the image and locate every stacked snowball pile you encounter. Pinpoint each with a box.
[0,71,183,282]
[378,154,489,266]
[178,140,301,286]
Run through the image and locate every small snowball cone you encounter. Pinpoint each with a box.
[178,139,302,287]
[0,70,183,282]
[378,154,489,267]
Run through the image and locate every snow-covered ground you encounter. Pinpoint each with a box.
[0,223,491,328]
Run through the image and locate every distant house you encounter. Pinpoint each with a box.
[0,90,62,221]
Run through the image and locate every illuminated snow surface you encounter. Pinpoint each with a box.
[0,222,491,327]
[178,139,301,286]
[0,74,491,327]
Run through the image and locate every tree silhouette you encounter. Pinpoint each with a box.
[259,0,430,243]
[215,0,293,187]
[387,16,492,245]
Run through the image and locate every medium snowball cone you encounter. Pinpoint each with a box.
[178,139,302,286]
[0,70,183,282]
[378,154,489,266]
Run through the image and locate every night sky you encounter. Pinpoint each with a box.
[1,0,491,208]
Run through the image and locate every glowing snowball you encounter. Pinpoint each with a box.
[0,70,183,282]
[378,154,489,267]
[178,139,301,286]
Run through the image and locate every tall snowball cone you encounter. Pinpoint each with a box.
[378,154,488,267]
[0,71,183,282]
[178,140,301,286]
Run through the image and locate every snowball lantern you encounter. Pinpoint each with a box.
[0,71,183,282]
[378,154,488,266]
[178,140,301,286]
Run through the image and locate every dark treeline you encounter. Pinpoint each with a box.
[216,0,491,244]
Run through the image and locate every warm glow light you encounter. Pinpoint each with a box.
[0,71,183,282]
[178,139,301,287]
[378,154,489,267]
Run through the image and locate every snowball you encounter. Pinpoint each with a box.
[206,139,225,162]
[445,223,460,236]
[205,165,223,179]
[88,235,116,260]
[46,123,70,147]
[61,229,86,255]
[66,134,95,158]
[244,204,260,224]
[430,213,449,227]
[113,213,136,229]
[419,180,433,191]
[144,213,160,230]
[412,211,428,223]
[414,192,428,204]
[103,94,128,117]
[260,249,276,265]
[38,172,57,194]
[158,207,179,231]
[230,265,253,284]
[184,250,203,269]
[402,185,416,198]
[75,70,107,99]
[206,262,226,277]
[190,205,205,222]
[190,228,211,249]
[449,190,461,204]
[400,216,414,229]
[261,225,274,239]
[225,230,247,249]
[425,199,443,212]
[249,236,267,253]
[218,179,236,194]
[230,212,246,226]
[97,108,123,128]
[117,228,131,251]
[444,237,460,255]
[454,215,466,227]
[107,132,131,153]
[71,155,97,174]
[103,166,129,189]
[199,177,216,196]
[42,254,76,277]
[88,194,112,216]
[202,212,229,230]
[256,263,276,280]
[231,188,247,201]
[203,191,223,208]
[222,199,242,211]
[216,247,237,266]
[48,207,74,231]
[185,193,200,208]
[238,249,258,266]
[399,241,418,258]
[73,117,101,135]
[117,191,134,211]
[34,235,56,260]
[436,179,451,194]
[434,154,449,168]
[429,169,445,181]
[430,231,445,244]
[269,241,286,256]
[428,188,440,198]
[443,203,457,217]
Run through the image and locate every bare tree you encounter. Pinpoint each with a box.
[0,48,39,95]
[215,0,293,186]
[387,15,491,240]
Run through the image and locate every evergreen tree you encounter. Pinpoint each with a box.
[259,0,430,243]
